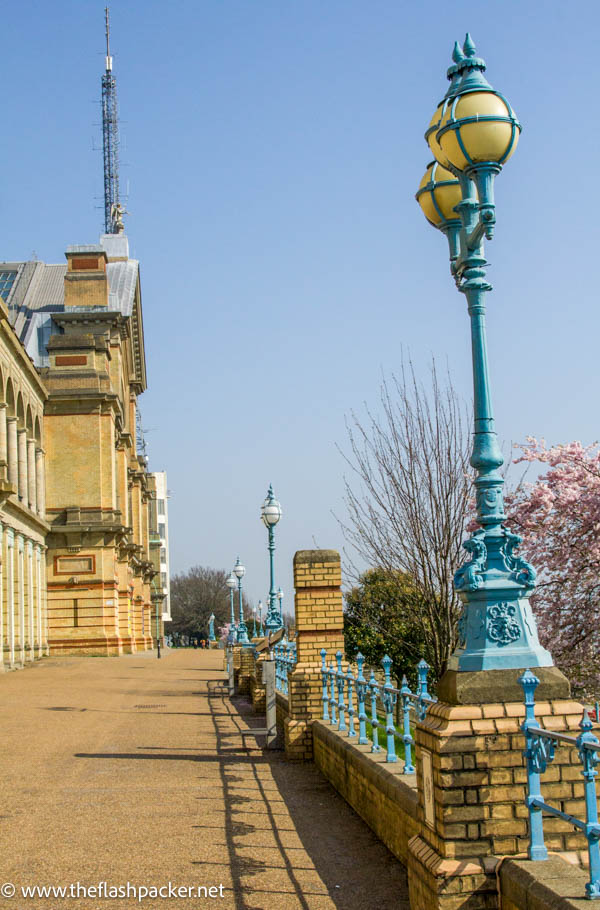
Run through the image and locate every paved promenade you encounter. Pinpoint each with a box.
[0,648,409,910]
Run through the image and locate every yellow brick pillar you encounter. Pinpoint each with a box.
[407,671,583,910]
[251,652,267,713]
[237,647,255,696]
[232,644,242,672]
[284,549,345,761]
[231,644,243,691]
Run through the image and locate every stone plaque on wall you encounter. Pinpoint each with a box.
[56,556,94,575]
[421,748,435,830]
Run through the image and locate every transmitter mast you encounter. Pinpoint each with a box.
[101,8,124,234]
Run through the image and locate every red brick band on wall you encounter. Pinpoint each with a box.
[71,258,103,271]
[55,355,87,366]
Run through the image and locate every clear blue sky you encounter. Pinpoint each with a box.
[3,2,599,608]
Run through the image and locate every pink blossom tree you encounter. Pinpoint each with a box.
[505,438,600,695]
[219,622,232,643]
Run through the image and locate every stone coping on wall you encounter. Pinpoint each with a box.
[313,719,418,864]
[500,856,591,909]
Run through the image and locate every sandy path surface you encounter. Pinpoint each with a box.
[0,648,409,910]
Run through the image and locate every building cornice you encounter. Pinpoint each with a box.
[0,309,48,400]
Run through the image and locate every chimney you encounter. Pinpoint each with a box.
[64,245,109,308]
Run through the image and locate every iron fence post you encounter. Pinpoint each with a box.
[519,669,548,861]
[382,654,397,763]
[320,648,329,721]
[347,666,357,737]
[577,710,600,898]
[401,675,415,773]
[336,650,347,732]
[369,670,381,753]
[356,652,368,745]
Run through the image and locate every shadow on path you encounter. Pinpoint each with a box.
[71,655,409,910]
[203,678,410,910]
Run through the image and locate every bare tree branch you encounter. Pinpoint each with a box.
[336,355,473,678]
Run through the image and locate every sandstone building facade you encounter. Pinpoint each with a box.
[0,288,49,668]
[0,230,167,664]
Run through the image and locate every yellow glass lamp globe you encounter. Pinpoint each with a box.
[425,102,451,168]
[424,42,466,168]
[437,90,520,172]
[416,161,462,229]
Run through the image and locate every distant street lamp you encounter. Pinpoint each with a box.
[277,587,284,625]
[233,557,251,646]
[261,485,283,633]
[226,572,237,642]
[151,581,162,659]
[208,612,216,643]
[156,614,161,657]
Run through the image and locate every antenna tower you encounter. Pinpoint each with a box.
[101,8,124,234]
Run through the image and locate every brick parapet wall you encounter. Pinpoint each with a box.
[499,856,590,910]
[313,720,419,864]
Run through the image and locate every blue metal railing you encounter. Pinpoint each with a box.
[274,642,297,695]
[520,669,600,900]
[319,649,436,771]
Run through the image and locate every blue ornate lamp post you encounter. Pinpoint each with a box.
[258,600,264,637]
[277,587,284,625]
[208,612,216,643]
[416,36,553,678]
[261,485,283,633]
[252,605,257,638]
[233,557,251,647]
[226,572,237,643]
